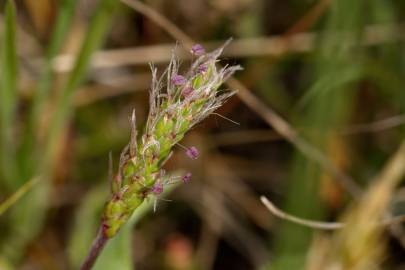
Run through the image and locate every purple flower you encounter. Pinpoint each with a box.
[186,146,199,160]
[197,64,208,74]
[182,172,192,183]
[151,182,163,195]
[191,44,205,56]
[171,74,186,86]
[181,86,194,98]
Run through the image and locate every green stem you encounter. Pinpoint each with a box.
[0,0,18,189]
[44,0,117,169]
[29,0,77,132]
[80,227,109,270]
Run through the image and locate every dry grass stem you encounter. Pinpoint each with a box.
[46,23,405,72]
[260,196,405,231]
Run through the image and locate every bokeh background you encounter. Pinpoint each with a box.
[0,0,405,269]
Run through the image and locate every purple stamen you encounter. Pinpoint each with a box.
[182,172,192,183]
[181,86,194,98]
[151,182,163,195]
[197,64,208,74]
[186,146,199,160]
[191,44,205,56]
[171,74,186,86]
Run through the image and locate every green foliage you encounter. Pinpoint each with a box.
[45,0,118,168]
[272,0,369,269]
[0,0,118,265]
[0,0,17,189]
[29,0,77,133]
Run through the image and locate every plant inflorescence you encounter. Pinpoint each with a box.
[101,41,241,238]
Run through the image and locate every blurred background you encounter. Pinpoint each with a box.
[0,0,405,269]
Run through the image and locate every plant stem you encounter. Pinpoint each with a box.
[80,227,109,270]
[45,0,117,169]
[0,0,18,189]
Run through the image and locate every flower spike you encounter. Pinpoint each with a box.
[101,41,241,238]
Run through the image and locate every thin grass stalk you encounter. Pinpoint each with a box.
[17,0,78,183]
[0,177,40,216]
[29,0,77,138]
[45,0,117,169]
[80,228,109,270]
[0,0,18,189]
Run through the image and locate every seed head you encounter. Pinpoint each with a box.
[102,40,241,238]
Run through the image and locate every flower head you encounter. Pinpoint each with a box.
[197,64,208,74]
[181,86,194,98]
[191,44,205,56]
[151,182,163,195]
[182,172,192,183]
[186,146,199,160]
[171,74,186,86]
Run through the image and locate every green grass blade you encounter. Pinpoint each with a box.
[17,0,78,186]
[0,176,40,216]
[45,0,118,168]
[29,0,77,135]
[0,0,18,189]
[271,1,366,269]
[0,181,49,263]
[0,3,49,265]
